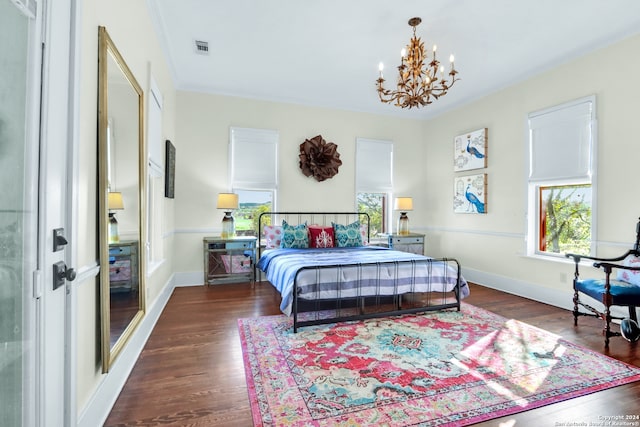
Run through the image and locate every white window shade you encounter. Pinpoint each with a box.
[528,98,594,182]
[230,127,278,189]
[356,138,393,192]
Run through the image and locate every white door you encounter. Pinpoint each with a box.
[39,0,78,426]
[0,0,77,425]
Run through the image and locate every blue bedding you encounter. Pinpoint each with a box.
[257,246,469,315]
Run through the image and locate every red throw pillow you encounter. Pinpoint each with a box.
[308,226,334,248]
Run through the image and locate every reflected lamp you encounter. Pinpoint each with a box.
[108,192,124,243]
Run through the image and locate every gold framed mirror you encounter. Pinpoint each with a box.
[98,26,146,372]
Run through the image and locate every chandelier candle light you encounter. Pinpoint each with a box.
[394,197,413,235]
[217,192,239,238]
[377,17,459,109]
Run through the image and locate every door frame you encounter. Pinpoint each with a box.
[36,0,80,425]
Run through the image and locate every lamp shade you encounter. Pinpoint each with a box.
[394,197,413,211]
[108,192,124,210]
[217,193,239,210]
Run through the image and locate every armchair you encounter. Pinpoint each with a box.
[565,217,640,347]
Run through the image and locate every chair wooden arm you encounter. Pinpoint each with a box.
[593,262,640,274]
[565,252,630,264]
[566,216,640,267]
[566,250,640,280]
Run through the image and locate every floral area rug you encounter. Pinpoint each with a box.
[238,304,640,426]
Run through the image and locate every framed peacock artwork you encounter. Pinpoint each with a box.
[454,128,487,172]
[454,173,487,214]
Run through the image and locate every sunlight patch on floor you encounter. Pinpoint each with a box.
[453,319,566,403]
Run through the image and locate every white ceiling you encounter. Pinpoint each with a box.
[148,0,640,120]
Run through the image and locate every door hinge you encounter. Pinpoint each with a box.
[33,269,43,299]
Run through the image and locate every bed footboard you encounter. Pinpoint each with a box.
[291,258,464,332]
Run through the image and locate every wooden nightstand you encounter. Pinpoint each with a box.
[380,233,425,255]
[203,236,257,285]
[109,240,139,293]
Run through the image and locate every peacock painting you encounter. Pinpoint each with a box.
[454,128,487,172]
[453,173,487,214]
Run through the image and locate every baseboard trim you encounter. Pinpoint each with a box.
[77,274,176,427]
[174,270,204,287]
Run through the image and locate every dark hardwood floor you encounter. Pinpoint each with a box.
[104,282,639,426]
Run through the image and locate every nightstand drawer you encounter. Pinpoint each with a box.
[109,245,132,256]
[391,236,424,245]
[226,241,255,249]
[385,233,425,255]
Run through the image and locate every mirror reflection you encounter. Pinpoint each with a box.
[98,26,145,372]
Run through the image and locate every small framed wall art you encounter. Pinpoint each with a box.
[454,128,487,172]
[453,173,487,214]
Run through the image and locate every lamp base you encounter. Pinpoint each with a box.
[109,212,120,243]
[221,212,235,239]
[398,212,410,236]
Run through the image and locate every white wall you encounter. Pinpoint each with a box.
[172,32,640,308]
[76,0,176,416]
[172,92,425,281]
[420,33,640,307]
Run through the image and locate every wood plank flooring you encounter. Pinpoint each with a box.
[104,282,639,426]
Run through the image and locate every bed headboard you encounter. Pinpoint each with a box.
[257,211,370,254]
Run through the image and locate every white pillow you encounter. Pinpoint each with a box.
[616,254,640,286]
[263,225,282,249]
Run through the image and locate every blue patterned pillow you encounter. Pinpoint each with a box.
[332,221,363,247]
[280,220,309,248]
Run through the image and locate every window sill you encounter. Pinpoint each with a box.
[523,252,595,267]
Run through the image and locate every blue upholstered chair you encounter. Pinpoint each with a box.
[565,218,640,347]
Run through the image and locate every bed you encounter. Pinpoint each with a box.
[256,212,469,332]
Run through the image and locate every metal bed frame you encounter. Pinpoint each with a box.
[257,211,463,332]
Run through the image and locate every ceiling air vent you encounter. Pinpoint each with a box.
[194,40,209,55]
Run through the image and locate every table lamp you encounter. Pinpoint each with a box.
[394,197,413,236]
[108,192,124,243]
[217,193,239,238]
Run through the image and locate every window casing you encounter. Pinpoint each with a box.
[146,76,164,273]
[526,96,596,257]
[356,138,393,235]
[229,127,278,236]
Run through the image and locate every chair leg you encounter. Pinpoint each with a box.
[603,305,612,348]
[629,306,638,323]
[572,289,580,326]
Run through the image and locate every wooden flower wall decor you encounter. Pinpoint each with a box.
[298,135,342,182]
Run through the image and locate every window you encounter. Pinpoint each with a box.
[235,189,273,235]
[229,127,278,236]
[356,138,393,235]
[538,184,591,254]
[356,193,387,235]
[147,173,164,262]
[526,96,596,257]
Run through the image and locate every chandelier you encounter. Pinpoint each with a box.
[376,17,459,109]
